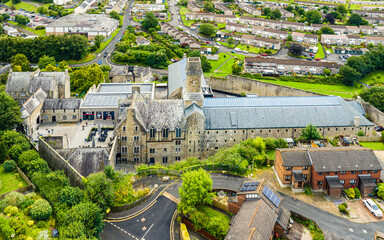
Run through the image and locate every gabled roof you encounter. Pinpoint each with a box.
[21,88,47,118]
[42,98,82,110]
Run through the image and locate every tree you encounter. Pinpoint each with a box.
[227,36,235,45]
[319,26,335,35]
[198,23,217,37]
[270,9,282,19]
[325,13,335,24]
[263,7,271,16]
[330,11,342,20]
[37,6,48,15]
[59,186,83,207]
[232,61,242,75]
[59,221,87,239]
[305,10,322,24]
[347,13,367,26]
[94,35,105,49]
[360,87,384,112]
[378,183,384,200]
[109,11,120,21]
[297,8,305,16]
[285,5,293,12]
[1,13,10,21]
[0,25,3,36]
[84,172,114,212]
[11,53,30,69]
[30,199,52,221]
[0,141,6,164]
[300,123,322,140]
[201,56,212,73]
[0,92,21,131]
[323,68,331,76]
[337,4,348,15]
[38,55,56,69]
[288,43,304,56]
[3,160,16,172]
[178,168,214,213]
[339,65,361,86]
[142,12,158,30]
[71,63,105,94]
[12,0,21,4]
[18,150,40,169]
[204,1,214,12]
[287,34,293,41]
[14,15,30,25]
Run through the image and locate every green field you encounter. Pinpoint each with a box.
[7,20,46,36]
[315,42,325,59]
[360,142,384,150]
[359,70,384,86]
[0,164,28,195]
[208,52,232,73]
[236,44,261,53]
[5,1,38,12]
[217,23,226,29]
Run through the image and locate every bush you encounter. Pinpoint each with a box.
[36,221,45,228]
[344,188,355,199]
[30,199,52,221]
[35,26,45,30]
[354,188,361,199]
[4,205,18,216]
[0,192,26,210]
[342,202,348,208]
[3,160,16,172]
[304,184,312,195]
[357,130,365,137]
[338,204,348,214]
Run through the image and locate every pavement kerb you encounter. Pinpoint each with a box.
[105,178,181,221]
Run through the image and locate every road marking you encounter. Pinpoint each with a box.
[170,209,178,240]
[349,228,354,232]
[107,221,139,240]
[363,230,367,234]
[141,223,154,240]
[163,191,180,204]
[141,217,146,222]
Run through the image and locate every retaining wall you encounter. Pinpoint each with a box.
[362,101,384,128]
[38,137,84,188]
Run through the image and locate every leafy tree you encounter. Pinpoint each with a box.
[360,87,384,112]
[142,12,159,30]
[59,221,87,239]
[232,61,242,75]
[94,35,105,49]
[347,13,368,26]
[201,56,212,73]
[319,26,335,35]
[285,5,293,12]
[0,192,26,210]
[84,172,113,212]
[58,60,68,70]
[288,43,304,56]
[337,4,348,15]
[297,8,305,16]
[43,64,58,72]
[18,150,40,169]
[276,138,288,148]
[263,7,271,16]
[12,0,21,4]
[0,25,3,36]
[1,13,10,21]
[0,92,21,131]
[30,199,52,221]
[37,6,48,14]
[0,141,6,164]
[11,53,29,69]
[227,36,235,45]
[300,123,322,140]
[14,14,30,25]
[325,13,335,24]
[323,68,331,76]
[305,10,322,24]
[330,11,342,19]
[104,166,117,180]
[198,23,217,37]
[204,1,214,12]
[109,11,120,21]
[178,168,214,213]
[38,55,56,69]
[270,9,282,19]
[3,160,16,172]
[287,34,293,41]
[59,186,83,207]
[7,144,23,161]
[378,183,384,200]
[339,65,361,86]
[25,158,50,175]
[71,63,105,94]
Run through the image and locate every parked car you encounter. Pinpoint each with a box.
[235,48,241,52]
[310,53,315,56]
[375,126,384,132]
[307,58,313,61]
[231,50,235,53]
[315,58,321,61]
[243,50,248,53]
[363,198,383,218]
[261,53,267,57]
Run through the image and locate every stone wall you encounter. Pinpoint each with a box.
[38,137,84,188]
[207,75,325,97]
[362,101,384,127]
[42,136,64,149]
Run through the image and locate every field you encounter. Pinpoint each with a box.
[315,42,325,59]
[359,70,384,86]
[360,142,384,150]
[208,52,232,73]
[0,164,28,195]
[4,1,38,12]
[237,44,261,53]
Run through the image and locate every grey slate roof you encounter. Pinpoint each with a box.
[82,93,129,108]
[276,207,290,230]
[325,176,343,189]
[66,148,109,177]
[280,150,311,167]
[359,174,377,187]
[20,88,47,118]
[134,100,184,131]
[184,103,204,119]
[203,96,373,130]
[310,148,382,172]
[6,72,33,92]
[97,83,154,94]
[42,98,82,110]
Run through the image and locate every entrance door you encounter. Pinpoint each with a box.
[298,182,303,188]
[52,116,56,122]
[150,158,155,165]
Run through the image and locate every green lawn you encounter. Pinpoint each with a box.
[236,44,261,53]
[208,52,232,73]
[360,142,384,150]
[93,27,120,54]
[196,205,230,231]
[324,45,334,54]
[5,1,38,12]
[217,23,226,29]
[219,41,235,49]
[180,6,195,27]
[267,150,276,160]
[67,54,97,65]
[359,70,384,86]
[315,43,325,59]
[7,20,45,36]
[256,79,361,98]
[0,165,28,195]
[229,53,246,61]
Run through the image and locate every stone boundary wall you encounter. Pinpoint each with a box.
[109,187,155,213]
[208,75,325,97]
[38,137,84,188]
[108,137,118,170]
[362,101,384,128]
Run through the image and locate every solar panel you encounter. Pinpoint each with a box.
[244,182,251,187]
[249,186,257,191]
[262,186,281,207]
[250,182,259,186]
[240,187,247,192]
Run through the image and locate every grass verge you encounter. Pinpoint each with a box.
[360,142,384,150]
[67,54,97,65]
[359,70,384,86]
[93,27,120,54]
[315,42,325,59]
[7,20,45,36]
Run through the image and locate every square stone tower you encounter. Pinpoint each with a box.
[183,57,204,108]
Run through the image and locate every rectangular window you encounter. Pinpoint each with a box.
[164,148,167,152]
[303,166,308,170]
[133,136,139,142]
[359,170,362,174]
[340,171,346,175]
[373,170,378,173]
[175,157,181,161]
[134,158,140,162]
[367,170,371,173]
[286,167,291,171]
[350,180,356,184]
[123,126,126,131]
[135,125,139,131]
[317,181,323,186]
[175,147,181,153]
[133,146,140,154]
[175,140,181,145]
[62,115,67,120]
[149,148,155,153]
[121,147,127,153]
[318,172,323,175]
[72,115,77,119]
[351,171,356,174]
[340,180,345,184]
[121,136,127,141]
[304,175,307,180]
[285,175,291,181]
[162,157,168,163]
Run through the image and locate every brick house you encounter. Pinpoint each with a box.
[275,148,382,197]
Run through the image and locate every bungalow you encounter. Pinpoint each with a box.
[275,148,382,197]
[135,36,150,46]
[360,25,375,35]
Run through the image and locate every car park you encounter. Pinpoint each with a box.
[363,198,383,218]
[307,58,312,61]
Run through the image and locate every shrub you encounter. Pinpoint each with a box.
[264,138,276,150]
[354,188,361,199]
[0,192,26,210]
[344,188,355,199]
[338,204,348,214]
[342,202,348,208]
[21,198,35,209]
[36,221,45,228]
[357,130,365,137]
[30,199,52,221]
[35,26,45,30]
[4,205,18,216]
[304,184,312,195]
[3,160,16,172]
[27,220,34,226]
[0,216,15,239]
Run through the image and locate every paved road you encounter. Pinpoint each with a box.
[102,196,177,240]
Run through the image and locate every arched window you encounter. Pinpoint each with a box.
[162,127,169,139]
[175,127,182,138]
[149,126,156,139]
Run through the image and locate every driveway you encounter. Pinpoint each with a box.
[348,200,382,223]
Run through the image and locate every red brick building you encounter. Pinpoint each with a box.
[275,147,382,197]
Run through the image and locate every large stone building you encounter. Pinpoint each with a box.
[6,69,70,105]
[109,65,153,83]
[114,57,373,165]
[42,98,83,123]
[20,88,47,135]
